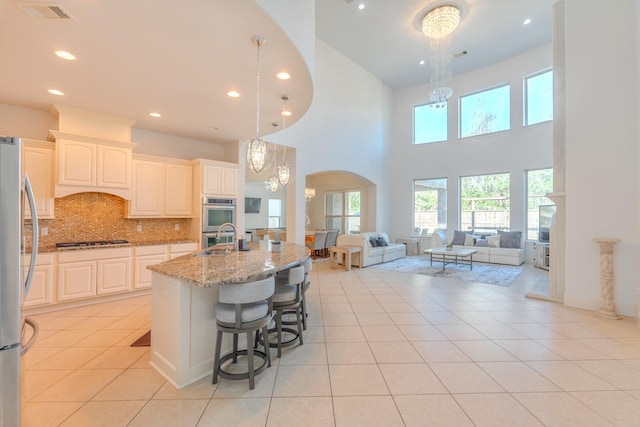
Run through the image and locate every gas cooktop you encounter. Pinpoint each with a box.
[55,240,130,249]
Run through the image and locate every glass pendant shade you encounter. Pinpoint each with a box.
[247,137,268,173]
[266,175,280,193]
[277,163,291,186]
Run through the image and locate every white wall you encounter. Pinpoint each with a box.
[389,45,554,241]
[244,181,287,230]
[0,104,57,139]
[266,39,393,244]
[564,0,638,316]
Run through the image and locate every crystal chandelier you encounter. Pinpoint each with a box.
[247,36,271,173]
[422,5,460,108]
[276,96,291,187]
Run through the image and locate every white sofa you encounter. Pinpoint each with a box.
[432,230,524,266]
[336,232,406,268]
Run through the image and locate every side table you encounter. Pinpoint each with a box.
[395,238,420,256]
[329,246,361,271]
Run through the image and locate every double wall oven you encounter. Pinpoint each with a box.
[202,197,236,248]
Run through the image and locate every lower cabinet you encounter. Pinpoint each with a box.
[57,247,132,302]
[134,245,169,289]
[23,253,55,308]
[168,242,198,259]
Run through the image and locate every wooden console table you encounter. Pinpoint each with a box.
[329,245,361,271]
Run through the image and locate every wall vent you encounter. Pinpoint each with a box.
[14,2,74,19]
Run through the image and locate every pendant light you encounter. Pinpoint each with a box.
[247,36,271,173]
[276,95,291,187]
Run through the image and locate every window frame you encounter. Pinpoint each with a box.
[459,172,511,234]
[459,83,511,139]
[524,68,553,127]
[413,178,448,236]
[325,189,361,234]
[525,168,554,240]
[413,101,448,145]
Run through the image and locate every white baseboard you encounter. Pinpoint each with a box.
[564,294,637,318]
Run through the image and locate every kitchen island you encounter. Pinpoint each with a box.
[147,240,310,389]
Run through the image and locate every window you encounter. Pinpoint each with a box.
[413,178,447,236]
[524,69,553,126]
[460,84,510,138]
[325,190,360,234]
[268,199,281,229]
[413,102,447,144]
[526,168,554,240]
[460,173,510,233]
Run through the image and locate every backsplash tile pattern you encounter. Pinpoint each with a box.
[26,192,192,248]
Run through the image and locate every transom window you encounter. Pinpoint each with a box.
[459,84,510,138]
[325,190,360,234]
[460,173,510,233]
[524,69,553,126]
[413,178,447,236]
[413,102,447,144]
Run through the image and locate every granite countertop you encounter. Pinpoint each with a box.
[35,239,198,253]
[147,241,311,288]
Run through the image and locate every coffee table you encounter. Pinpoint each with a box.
[423,247,477,271]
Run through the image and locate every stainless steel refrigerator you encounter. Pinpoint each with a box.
[0,136,39,426]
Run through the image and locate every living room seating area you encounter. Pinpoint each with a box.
[336,231,406,268]
[432,229,525,266]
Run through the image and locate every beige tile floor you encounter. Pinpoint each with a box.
[21,261,640,426]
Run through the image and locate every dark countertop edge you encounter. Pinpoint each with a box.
[33,240,199,253]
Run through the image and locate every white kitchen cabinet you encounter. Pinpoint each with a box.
[134,245,168,289]
[22,140,55,219]
[164,163,193,216]
[202,164,237,197]
[50,131,135,199]
[23,253,55,308]
[97,257,132,295]
[169,242,198,259]
[127,156,193,218]
[128,160,164,216]
[57,247,132,301]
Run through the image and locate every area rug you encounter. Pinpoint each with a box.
[370,256,524,286]
[130,331,150,347]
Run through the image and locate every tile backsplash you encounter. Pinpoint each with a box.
[26,192,192,248]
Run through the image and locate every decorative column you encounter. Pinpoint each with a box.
[592,238,621,320]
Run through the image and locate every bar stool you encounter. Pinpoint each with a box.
[262,265,305,357]
[280,257,312,331]
[212,276,274,390]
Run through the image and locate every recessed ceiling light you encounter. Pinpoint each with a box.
[358,3,365,10]
[227,90,240,98]
[419,60,425,65]
[276,71,290,80]
[48,89,64,96]
[55,50,75,60]
[149,112,161,118]
[523,18,531,25]
[281,110,292,116]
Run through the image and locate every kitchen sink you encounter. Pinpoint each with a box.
[192,247,232,257]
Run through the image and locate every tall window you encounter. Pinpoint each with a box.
[268,199,282,228]
[413,178,447,236]
[460,173,510,233]
[526,168,554,240]
[325,190,360,234]
[524,69,553,126]
[460,84,510,138]
[413,102,447,144]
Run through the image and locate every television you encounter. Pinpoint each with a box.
[245,197,261,213]
[538,204,556,242]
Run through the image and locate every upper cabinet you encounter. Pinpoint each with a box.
[200,161,238,197]
[22,139,55,219]
[127,154,193,218]
[50,130,136,200]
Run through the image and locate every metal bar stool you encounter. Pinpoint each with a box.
[260,265,305,357]
[280,257,312,331]
[212,276,274,390]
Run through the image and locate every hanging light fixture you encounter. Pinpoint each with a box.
[421,5,460,108]
[247,36,271,173]
[276,95,291,187]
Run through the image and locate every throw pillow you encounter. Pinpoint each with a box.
[464,234,475,246]
[451,230,466,245]
[488,235,501,248]
[369,238,379,247]
[475,239,489,247]
[377,237,388,247]
[498,230,522,249]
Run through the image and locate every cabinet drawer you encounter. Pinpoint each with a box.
[134,245,169,256]
[58,247,132,263]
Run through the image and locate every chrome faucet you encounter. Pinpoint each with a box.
[216,223,238,253]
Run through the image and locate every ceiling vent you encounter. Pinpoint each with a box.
[14,2,73,19]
